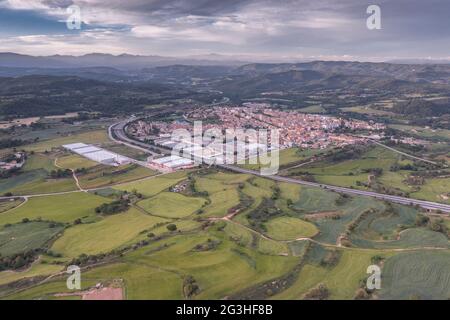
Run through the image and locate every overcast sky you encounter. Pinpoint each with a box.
[0,0,449,61]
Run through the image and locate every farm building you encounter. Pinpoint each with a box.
[63,143,132,167]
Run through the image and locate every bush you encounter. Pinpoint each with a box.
[95,199,129,215]
[183,276,200,298]
[303,283,329,300]
[354,288,370,300]
[371,255,384,265]
[166,224,177,232]
[49,169,72,179]
[415,214,430,227]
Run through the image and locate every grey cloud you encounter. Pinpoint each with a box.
[1,0,450,60]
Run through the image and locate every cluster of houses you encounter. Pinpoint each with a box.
[0,152,25,171]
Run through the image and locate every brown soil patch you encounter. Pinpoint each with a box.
[54,285,124,300]
[82,287,123,300]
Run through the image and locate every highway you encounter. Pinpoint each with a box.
[218,164,450,213]
[111,117,450,214]
[356,136,440,166]
[109,117,170,158]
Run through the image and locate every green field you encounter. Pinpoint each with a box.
[221,220,289,256]
[101,142,149,161]
[56,154,98,170]
[243,147,327,170]
[0,192,107,226]
[204,189,241,217]
[295,192,385,245]
[223,221,254,247]
[0,199,23,213]
[195,174,243,217]
[287,145,450,203]
[78,164,156,189]
[341,106,395,116]
[265,216,318,241]
[273,249,393,299]
[381,251,450,299]
[5,177,77,196]
[114,171,187,196]
[257,236,290,256]
[80,262,184,299]
[389,124,450,141]
[1,167,449,300]
[1,278,97,300]
[297,105,326,113]
[123,233,297,299]
[278,183,301,203]
[351,204,417,241]
[51,208,168,258]
[0,153,78,196]
[4,232,298,300]
[233,179,274,226]
[298,147,397,179]
[137,192,206,218]
[0,262,63,286]
[293,187,341,213]
[0,170,48,195]
[351,228,449,249]
[22,130,109,153]
[0,152,80,196]
[0,221,63,257]
[22,153,58,172]
[411,177,450,204]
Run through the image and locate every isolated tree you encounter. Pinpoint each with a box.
[415,214,430,227]
[166,224,177,232]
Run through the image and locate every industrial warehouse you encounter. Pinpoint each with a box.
[154,136,272,165]
[147,155,196,172]
[63,143,132,167]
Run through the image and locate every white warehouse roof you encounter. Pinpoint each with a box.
[151,155,186,164]
[63,142,89,150]
[73,146,102,154]
[165,158,194,168]
[63,143,132,166]
[86,150,116,162]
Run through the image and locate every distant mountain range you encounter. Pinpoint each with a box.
[1,52,449,70]
[234,61,450,82]
[387,58,450,65]
[0,52,251,69]
[3,54,450,85]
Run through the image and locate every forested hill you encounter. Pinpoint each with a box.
[392,98,450,117]
[0,75,215,118]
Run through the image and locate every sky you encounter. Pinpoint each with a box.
[0,0,449,61]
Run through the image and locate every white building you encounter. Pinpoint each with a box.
[63,143,132,167]
[148,155,195,172]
